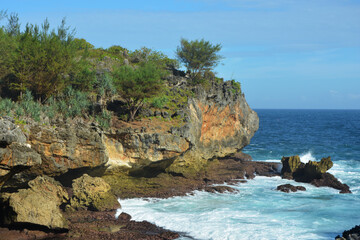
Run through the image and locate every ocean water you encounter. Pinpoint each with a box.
[117,109,360,240]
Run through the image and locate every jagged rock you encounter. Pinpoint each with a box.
[276,184,306,193]
[336,225,360,240]
[0,118,27,146]
[281,156,350,193]
[204,185,238,193]
[0,143,42,188]
[311,173,351,194]
[28,122,108,176]
[281,155,302,179]
[0,175,69,229]
[0,118,42,184]
[69,174,120,211]
[165,81,258,178]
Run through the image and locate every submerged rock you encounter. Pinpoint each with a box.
[276,184,306,193]
[0,175,69,229]
[69,174,120,211]
[204,185,238,193]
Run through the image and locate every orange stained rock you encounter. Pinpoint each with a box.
[199,103,242,145]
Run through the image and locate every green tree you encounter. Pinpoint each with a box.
[113,62,164,121]
[6,12,20,37]
[176,38,222,80]
[1,17,76,99]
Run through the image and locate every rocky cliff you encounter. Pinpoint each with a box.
[0,74,259,237]
[0,75,258,187]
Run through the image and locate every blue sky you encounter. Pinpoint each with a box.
[2,0,360,109]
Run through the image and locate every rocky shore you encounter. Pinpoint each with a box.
[0,72,352,239]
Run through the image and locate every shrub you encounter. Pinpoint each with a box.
[150,96,169,108]
[0,98,15,115]
[96,110,112,129]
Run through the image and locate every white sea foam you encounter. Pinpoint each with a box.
[299,151,316,163]
[116,159,360,240]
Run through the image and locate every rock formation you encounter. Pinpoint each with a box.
[276,184,306,193]
[69,174,120,211]
[281,156,351,193]
[0,175,69,229]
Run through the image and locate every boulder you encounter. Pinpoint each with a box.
[0,175,69,229]
[276,184,306,193]
[69,174,120,211]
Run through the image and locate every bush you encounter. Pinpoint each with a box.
[150,96,169,108]
[96,110,112,129]
[230,80,241,94]
[0,98,15,115]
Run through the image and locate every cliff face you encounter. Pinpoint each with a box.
[100,79,258,177]
[0,77,258,185]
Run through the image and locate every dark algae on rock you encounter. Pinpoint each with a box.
[281,155,351,193]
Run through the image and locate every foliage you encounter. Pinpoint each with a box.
[0,16,76,99]
[150,96,169,109]
[73,38,94,51]
[130,47,179,69]
[113,62,164,121]
[176,38,222,80]
[0,98,15,115]
[230,80,241,94]
[70,59,97,91]
[95,72,116,109]
[96,110,112,129]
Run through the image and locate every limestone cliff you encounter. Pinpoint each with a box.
[0,75,258,185]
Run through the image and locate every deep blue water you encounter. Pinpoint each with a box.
[119,109,360,240]
[245,109,360,162]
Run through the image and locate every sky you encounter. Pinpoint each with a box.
[1,0,360,109]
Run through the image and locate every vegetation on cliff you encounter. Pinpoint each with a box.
[0,11,242,126]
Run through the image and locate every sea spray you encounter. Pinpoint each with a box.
[299,151,316,163]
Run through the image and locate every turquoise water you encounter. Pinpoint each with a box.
[118,110,360,240]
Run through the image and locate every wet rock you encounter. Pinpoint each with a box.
[281,155,302,179]
[69,174,120,211]
[336,225,360,240]
[311,173,351,194]
[204,185,238,193]
[276,184,306,193]
[0,175,69,229]
[281,155,350,193]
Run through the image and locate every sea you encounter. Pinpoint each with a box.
[116,109,360,240]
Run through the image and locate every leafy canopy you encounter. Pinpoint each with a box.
[176,38,222,80]
[113,62,164,121]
